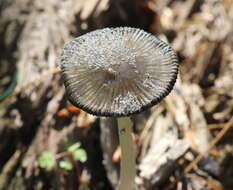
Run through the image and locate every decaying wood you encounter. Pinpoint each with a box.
[100,118,119,188]
[139,132,189,186]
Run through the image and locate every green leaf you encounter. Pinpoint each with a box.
[68,142,81,152]
[38,151,55,169]
[59,160,73,171]
[72,149,87,163]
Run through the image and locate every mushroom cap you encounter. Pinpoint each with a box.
[60,27,178,117]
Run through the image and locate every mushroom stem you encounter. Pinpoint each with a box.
[117,117,136,190]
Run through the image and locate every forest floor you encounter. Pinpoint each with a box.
[0,0,233,190]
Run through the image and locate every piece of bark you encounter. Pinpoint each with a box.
[139,132,189,186]
[181,83,212,153]
[138,113,189,186]
[100,118,119,188]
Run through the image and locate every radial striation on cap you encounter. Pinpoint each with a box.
[60,27,179,117]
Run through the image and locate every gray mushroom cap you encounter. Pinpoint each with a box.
[60,27,178,117]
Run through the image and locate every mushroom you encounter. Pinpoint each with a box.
[60,27,178,190]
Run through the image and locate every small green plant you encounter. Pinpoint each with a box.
[37,141,87,171]
[59,160,73,171]
[68,142,87,163]
[38,151,55,169]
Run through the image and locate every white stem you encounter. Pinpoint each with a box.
[117,117,136,190]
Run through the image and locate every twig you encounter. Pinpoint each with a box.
[208,123,227,130]
[189,175,223,190]
[13,67,61,97]
[1,67,61,105]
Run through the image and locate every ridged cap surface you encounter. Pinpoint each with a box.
[60,27,178,117]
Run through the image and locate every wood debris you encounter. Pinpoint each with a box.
[0,0,233,189]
